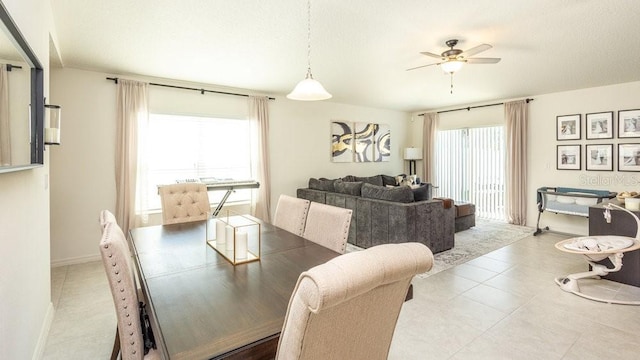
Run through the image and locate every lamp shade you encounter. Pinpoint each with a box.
[441,60,464,74]
[287,77,332,101]
[403,147,422,160]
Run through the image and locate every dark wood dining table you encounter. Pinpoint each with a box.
[129,217,340,360]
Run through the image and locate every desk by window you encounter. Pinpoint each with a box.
[129,218,339,359]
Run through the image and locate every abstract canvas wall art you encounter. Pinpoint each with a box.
[354,122,378,162]
[331,121,353,162]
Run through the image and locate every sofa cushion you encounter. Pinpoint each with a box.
[412,183,431,201]
[334,180,363,196]
[354,175,384,186]
[361,183,414,203]
[308,178,336,192]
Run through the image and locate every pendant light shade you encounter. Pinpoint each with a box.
[288,0,331,101]
[287,69,332,101]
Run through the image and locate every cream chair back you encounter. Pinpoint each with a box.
[158,183,210,224]
[99,215,145,359]
[276,242,433,360]
[273,194,311,236]
[303,202,352,254]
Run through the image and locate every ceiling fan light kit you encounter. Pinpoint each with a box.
[441,60,464,74]
[287,0,332,101]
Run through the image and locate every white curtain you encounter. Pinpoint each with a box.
[249,96,271,222]
[421,112,438,183]
[504,100,528,225]
[0,65,10,166]
[115,80,149,234]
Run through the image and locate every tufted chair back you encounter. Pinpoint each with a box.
[158,183,211,225]
[273,195,311,236]
[276,242,433,360]
[99,215,145,360]
[303,202,352,254]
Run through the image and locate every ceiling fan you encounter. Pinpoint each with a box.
[407,39,501,93]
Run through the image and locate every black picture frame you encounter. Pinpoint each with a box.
[557,144,581,170]
[585,144,613,171]
[585,111,613,139]
[556,114,581,140]
[617,109,640,139]
[618,143,640,172]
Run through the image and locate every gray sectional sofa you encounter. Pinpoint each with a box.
[297,175,455,254]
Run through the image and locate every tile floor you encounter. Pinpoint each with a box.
[43,231,640,359]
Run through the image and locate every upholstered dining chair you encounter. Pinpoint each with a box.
[302,202,352,254]
[276,242,433,360]
[273,194,311,236]
[158,182,211,225]
[99,211,160,360]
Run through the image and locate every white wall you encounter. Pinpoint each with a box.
[409,81,640,236]
[527,81,640,235]
[0,0,54,359]
[49,67,409,264]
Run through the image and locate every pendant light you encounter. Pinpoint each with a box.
[287,0,332,101]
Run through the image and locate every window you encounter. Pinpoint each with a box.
[140,113,253,211]
[435,126,505,221]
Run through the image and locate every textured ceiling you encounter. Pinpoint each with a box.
[49,0,640,112]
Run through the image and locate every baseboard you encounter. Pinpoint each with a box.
[51,254,101,267]
[32,302,55,360]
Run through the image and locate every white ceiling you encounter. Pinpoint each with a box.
[50,0,640,112]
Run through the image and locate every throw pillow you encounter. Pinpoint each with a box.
[361,183,414,203]
[334,180,363,196]
[412,183,432,202]
[354,175,384,186]
[341,175,357,182]
[380,174,397,187]
[308,178,336,192]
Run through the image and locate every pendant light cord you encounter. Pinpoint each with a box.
[306,0,313,78]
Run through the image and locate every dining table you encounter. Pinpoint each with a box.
[129,216,340,360]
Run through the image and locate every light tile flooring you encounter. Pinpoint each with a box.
[43,231,640,359]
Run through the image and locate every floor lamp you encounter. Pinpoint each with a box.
[403,147,422,175]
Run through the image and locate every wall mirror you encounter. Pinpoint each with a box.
[0,1,44,174]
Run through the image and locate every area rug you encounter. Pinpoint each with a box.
[345,219,533,278]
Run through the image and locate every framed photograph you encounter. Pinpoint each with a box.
[557,145,581,170]
[556,114,581,140]
[618,109,640,138]
[585,144,613,171]
[586,111,613,139]
[618,143,640,172]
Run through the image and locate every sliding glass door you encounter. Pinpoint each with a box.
[435,126,506,221]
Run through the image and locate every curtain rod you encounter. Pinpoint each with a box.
[417,98,534,116]
[5,64,22,71]
[106,77,275,100]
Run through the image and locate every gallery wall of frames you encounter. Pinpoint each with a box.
[556,109,640,172]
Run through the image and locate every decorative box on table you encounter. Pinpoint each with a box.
[206,211,261,265]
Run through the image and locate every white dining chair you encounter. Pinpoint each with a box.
[273,194,311,236]
[276,242,433,360]
[303,202,352,254]
[99,211,160,360]
[158,182,211,224]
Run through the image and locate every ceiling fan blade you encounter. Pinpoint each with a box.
[420,51,444,59]
[466,57,501,64]
[406,62,441,71]
[460,44,492,57]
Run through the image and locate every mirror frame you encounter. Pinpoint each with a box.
[0,1,44,173]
